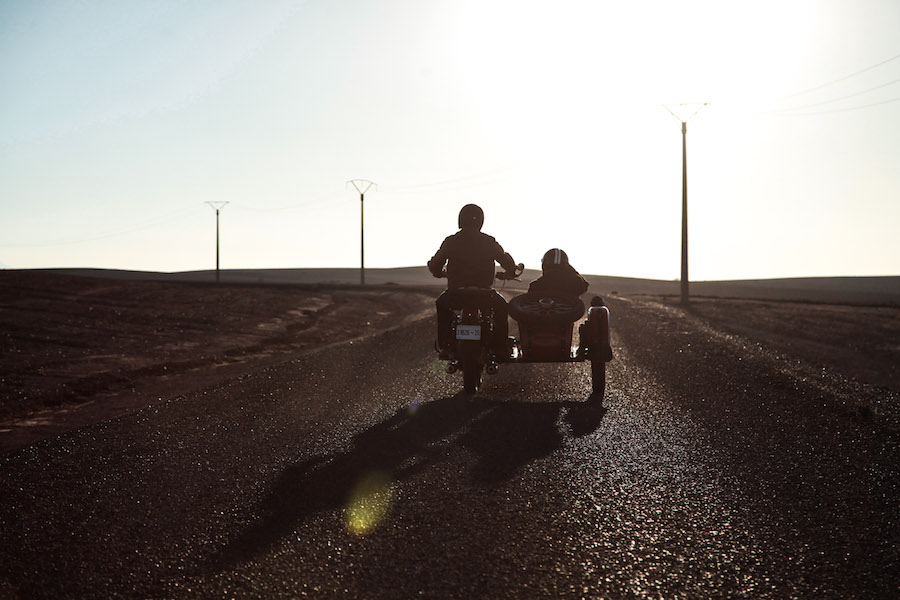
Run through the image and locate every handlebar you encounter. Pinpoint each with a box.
[436,263,525,281]
[496,263,525,281]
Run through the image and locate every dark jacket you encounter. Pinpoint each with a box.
[428,229,516,289]
[528,264,588,298]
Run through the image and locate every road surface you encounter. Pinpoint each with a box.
[1,296,897,598]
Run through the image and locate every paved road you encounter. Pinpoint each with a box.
[1,296,897,599]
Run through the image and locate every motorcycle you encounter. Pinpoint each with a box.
[437,264,612,396]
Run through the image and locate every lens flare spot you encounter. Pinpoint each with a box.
[344,471,394,536]
[407,398,421,416]
[430,358,447,376]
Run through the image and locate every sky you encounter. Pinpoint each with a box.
[1,0,898,281]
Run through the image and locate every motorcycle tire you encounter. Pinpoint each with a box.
[462,359,483,394]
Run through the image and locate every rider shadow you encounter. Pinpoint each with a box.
[210,392,605,568]
[460,392,607,482]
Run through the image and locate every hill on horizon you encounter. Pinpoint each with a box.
[15,266,900,306]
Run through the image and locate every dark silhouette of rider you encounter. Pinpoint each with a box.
[528,248,589,298]
[428,204,518,356]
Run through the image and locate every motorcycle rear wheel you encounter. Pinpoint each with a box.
[462,359,483,394]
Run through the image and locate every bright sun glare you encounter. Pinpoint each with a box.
[444,0,817,279]
[453,0,812,140]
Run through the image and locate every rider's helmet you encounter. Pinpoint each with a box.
[458,204,484,231]
[541,248,569,271]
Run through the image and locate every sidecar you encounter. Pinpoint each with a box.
[505,293,613,394]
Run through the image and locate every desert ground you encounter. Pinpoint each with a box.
[2,268,898,598]
[0,271,445,453]
[2,268,897,454]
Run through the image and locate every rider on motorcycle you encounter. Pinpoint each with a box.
[428,204,519,358]
[528,248,589,298]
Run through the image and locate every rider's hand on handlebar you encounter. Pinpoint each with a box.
[496,263,525,281]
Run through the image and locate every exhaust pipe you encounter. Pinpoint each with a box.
[485,362,499,375]
[445,361,459,374]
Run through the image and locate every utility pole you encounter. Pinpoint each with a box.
[662,103,708,304]
[204,201,229,283]
[347,180,376,285]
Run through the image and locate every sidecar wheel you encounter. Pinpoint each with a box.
[590,358,606,398]
[462,359,483,394]
[509,293,585,325]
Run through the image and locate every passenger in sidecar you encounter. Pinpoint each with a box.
[528,248,589,298]
[504,248,612,392]
[506,293,612,394]
[506,248,591,361]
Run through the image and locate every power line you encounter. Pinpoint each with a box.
[774,78,900,113]
[785,52,900,98]
[229,193,349,213]
[770,95,900,116]
[379,166,517,193]
[384,179,511,196]
[0,207,198,248]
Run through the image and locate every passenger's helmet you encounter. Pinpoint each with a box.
[541,248,569,270]
[458,204,484,231]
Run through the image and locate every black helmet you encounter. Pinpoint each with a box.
[541,248,569,270]
[458,204,484,231]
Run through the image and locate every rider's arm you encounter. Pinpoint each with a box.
[491,239,517,274]
[427,241,449,278]
[575,275,589,296]
[496,251,517,274]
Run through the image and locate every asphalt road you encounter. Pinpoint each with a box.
[1,296,897,599]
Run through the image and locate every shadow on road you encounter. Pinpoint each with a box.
[211,393,605,567]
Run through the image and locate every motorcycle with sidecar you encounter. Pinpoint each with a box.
[437,264,613,396]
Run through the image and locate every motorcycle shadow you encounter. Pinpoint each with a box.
[458,392,607,481]
[210,393,605,567]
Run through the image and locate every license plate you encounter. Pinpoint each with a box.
[456,325,481,340]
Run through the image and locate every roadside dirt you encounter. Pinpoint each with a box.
[677,296,900,391]
[0,271,436,453]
